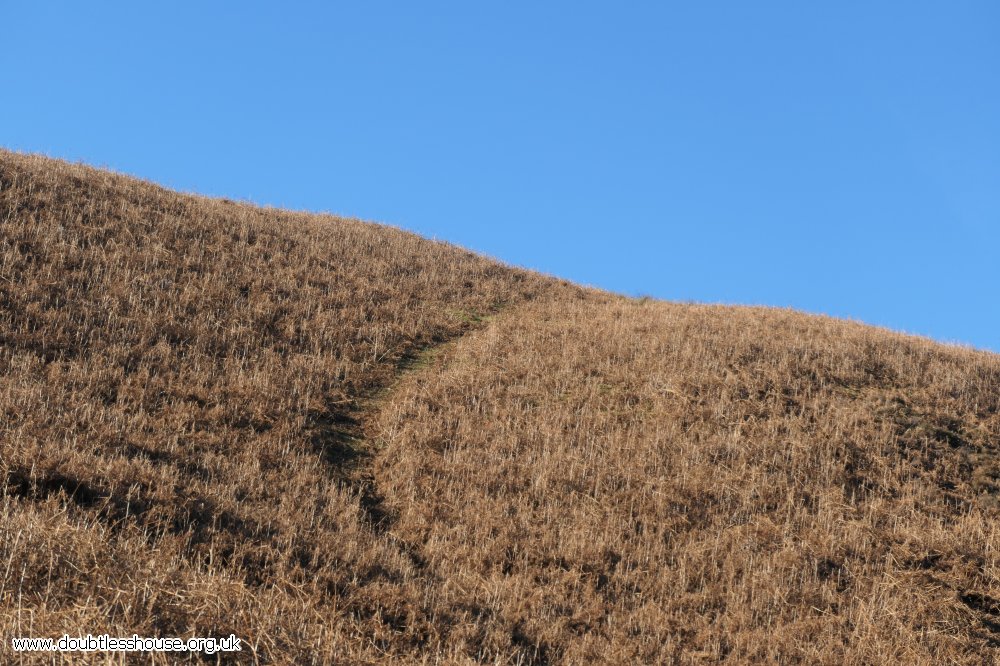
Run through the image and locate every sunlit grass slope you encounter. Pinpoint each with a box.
[0,151,565,663]
[1,151,998,664]
[375,299,1000,664]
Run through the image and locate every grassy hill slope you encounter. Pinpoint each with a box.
[1,151,998,664]
[0,151,568,663]
[375,299,1000,663]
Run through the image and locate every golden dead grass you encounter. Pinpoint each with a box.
[1,150,999,663]
[375,299,1000,664]
[0,150,565,664]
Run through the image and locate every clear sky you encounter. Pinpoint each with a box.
[3,2,998,351]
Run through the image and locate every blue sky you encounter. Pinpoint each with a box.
[3,2,998,351]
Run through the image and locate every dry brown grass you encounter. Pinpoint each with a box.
[0,150,565,664]
[2,150,999,664]
[375,300,1000,664]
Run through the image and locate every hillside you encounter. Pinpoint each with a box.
[1,151,999,664]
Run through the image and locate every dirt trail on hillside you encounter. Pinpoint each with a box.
[334,335,474,533]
